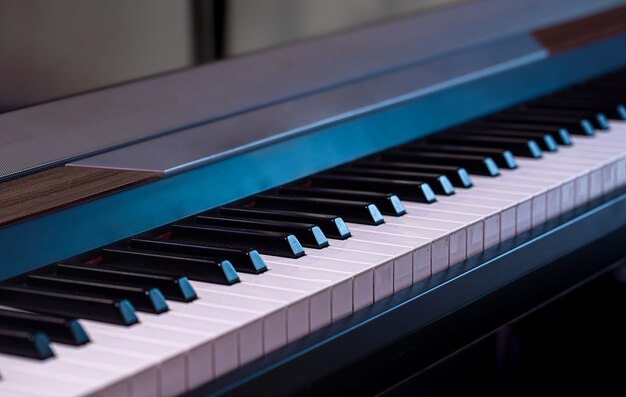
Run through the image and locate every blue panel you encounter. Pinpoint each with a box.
[1,34,626,281]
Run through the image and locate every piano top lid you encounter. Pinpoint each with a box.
[0,0,624,182]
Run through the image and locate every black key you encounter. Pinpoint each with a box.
[130,238,267,274]
[0,328,53,360]
[26,275,168,314]
[380,151,500,176]
[195,216,328,249]
[171,224,306,258]
[311,174,438,203]
[468,121,572,145]
[512,107,609,130]
[102,246,242,283]
[352,161,473,188]
[423,135,542,158]
[0,285,138,326]
[56,263,197,302]
[402,143,518,168]
[528,97,626,120]
[449,128,558,152]
[254,194,385,225]
[278,186,406,216]
[330,168,455,196]
[219,207,351,239]
[488,113,595,136]
[0,308,89,346]
[559,89,626,104]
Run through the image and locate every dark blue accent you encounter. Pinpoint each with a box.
[177,277,199,301]
[68,319,90,345]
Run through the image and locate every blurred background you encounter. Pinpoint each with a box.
[0,0,462,113]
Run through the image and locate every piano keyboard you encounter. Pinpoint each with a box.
[1,74,626,397]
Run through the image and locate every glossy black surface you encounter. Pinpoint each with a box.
[170,223,306,259]
[311,174,438,202]
[254,194,385,225]
[0,328,54,360]
[26,274,169,314]
[56,263,198,302]
[278,186,406,216]
[195,215,329,249]
[218,207,352,239]
[102,246,241,284]
[130,238,267,274]
[331,168,455,195]
[0,285,138,326]
[402,143,519,168]
[467,122,572,145]
[380,151,500,176]
[448,128,558,152]
[488,112,595,136]
[352,161,473,188]
[423,135,542,158]
[0,308,89,346]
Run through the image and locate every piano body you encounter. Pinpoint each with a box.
[1,0,626,395]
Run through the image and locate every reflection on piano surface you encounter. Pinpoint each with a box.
[1,0,626,396]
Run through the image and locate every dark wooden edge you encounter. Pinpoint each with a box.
[185,187,626,397]
[534,4,626,53]
[0,167,160,228]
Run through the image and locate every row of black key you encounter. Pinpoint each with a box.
[2,70,623,360]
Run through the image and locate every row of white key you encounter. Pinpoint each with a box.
[0,122,625,397]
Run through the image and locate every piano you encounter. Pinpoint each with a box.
[1,0,626,395]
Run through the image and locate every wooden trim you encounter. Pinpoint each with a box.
[0,167,159,227]
[534,5,626,53]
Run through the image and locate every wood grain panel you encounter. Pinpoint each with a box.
[534,5,626,53]
[0,167,160,227]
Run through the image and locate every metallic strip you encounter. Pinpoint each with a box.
[0,0,623,181]
[69,35,546,173]
[2,34,626,281]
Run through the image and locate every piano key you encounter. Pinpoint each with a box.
[468,121,572,145]
[260,254,376,311]
[0,329,53,360]
[277,186,406,216]
[311,174,439,202]
[422,135,542,158]
[527,97,626,120]
[0,308,89,346]
[329,168,454,196]
[25,275,169,314]
[219,207,351,239]
[449,128,558,152]
[380,151,500,176]
[488,113,595,136]
[56,263,198,302]
[169,223,305,259]
[402,198,504,249]
[129,238,267,274]
[0,286,138,326]
[0,363,97,396]
[310,240,416,292]
[513,107,609,130]
[260,262,354,323]
[254,194,385,225]
[195,215,329,249]
[352,161,473,188]
[401,143,519,168]
[102,246,241,283]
